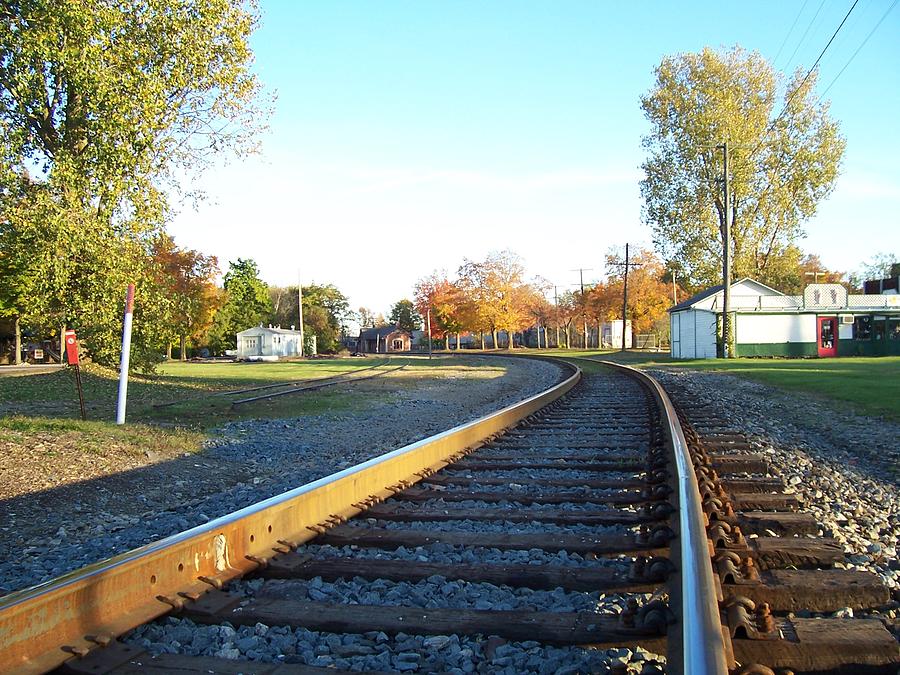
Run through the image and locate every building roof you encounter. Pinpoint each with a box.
[237,326,303,336]
[669,278,784,313]
[359,326,410,340]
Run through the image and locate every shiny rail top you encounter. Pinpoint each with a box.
[598,360,728,675]
[0,359,580,674]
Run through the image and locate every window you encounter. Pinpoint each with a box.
[392,339,404,350]
[889,320,900,341]
[854,316,871,340]
[873,320,885,341]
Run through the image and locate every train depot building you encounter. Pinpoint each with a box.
[670,277,900,359]
[357,326,413,353]
[236,325,307,360]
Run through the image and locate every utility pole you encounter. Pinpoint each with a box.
[672,270,678,305]
[805,271,826,284]
[607,245,638,352]
[297,271,305,357]
[554,286,560,349]
[719,142,732,359]
[571,268,592,349]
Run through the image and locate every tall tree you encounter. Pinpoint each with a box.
[357,307,376,329]
[640,46,845,292]
[305,284,351,352]
[268,284,351,353]
[151,235,219,360]
[601,248,675,335]
[0,0,265,369]
[414,271,462,348]
[388,299,422,332]
[208,259,271,352]
[850,252,899,290]
[459,251,529,348]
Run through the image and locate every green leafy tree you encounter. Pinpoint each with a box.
[269,283,351,353]
[208,259,272,352]
[848,252,899,290]
[0,0,265,369]
[640,46,845,292]
[388,299,422,332]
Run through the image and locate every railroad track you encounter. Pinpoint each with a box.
[1,357,897,673]
[151,360,396,409]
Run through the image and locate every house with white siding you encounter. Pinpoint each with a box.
[669,278,900,359]
[236,326,307,360]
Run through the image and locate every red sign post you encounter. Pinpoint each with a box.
[65,330,79,365]
[65,329,87,420]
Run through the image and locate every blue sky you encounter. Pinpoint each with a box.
[170,1,900,314]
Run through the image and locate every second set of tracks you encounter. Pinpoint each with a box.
[1,357,898,673]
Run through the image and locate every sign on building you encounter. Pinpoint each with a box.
[804,284,847,310]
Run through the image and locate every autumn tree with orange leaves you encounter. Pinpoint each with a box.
[151,235,221,359]
[595,247,680,342]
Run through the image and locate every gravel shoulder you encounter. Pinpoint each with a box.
[649,367,900,637]
[0,355,565,595]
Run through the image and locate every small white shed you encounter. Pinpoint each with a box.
[669,278,787,359]
[236,326,304,359]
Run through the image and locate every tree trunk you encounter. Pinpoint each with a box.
[166,342,172,360]
[445,334,449,350]
[13,316,21,365]
[455,332,461,350]
[565,326,572,349]
[480,332,485,350]
[180,334,187,361]
[491,330,498,350]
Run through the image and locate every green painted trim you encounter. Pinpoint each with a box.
[734,343,817,357]
[837,339,900,357]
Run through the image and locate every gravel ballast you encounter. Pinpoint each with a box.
[650,367,900,638]
[0,356,564,595]
[126,616,666,674]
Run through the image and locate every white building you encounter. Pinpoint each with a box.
[670,278,900,359]
[236,326,306,360]
[600,320,633,349]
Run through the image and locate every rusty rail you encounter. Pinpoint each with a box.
[0,358,579,674]
[591,359,730,674]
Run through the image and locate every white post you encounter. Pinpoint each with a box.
[427,308,433,359]
[116,283,135,425]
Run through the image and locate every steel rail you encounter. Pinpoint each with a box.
[0,357,579,674]
[592,359,729,675]
[231,364,406,406]
[152,360,390,408]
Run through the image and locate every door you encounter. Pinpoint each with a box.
[817,316,837,357]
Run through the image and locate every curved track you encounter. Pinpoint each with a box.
[0,356,897,674]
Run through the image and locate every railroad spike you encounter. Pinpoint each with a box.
[156,594,185,610]
[197,575,224,590]
[84,634,111,647]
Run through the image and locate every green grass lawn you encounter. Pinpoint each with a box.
[0,356,509,459]
[0,358,395,461]
[532,348,900,421]
[0,357,401,424]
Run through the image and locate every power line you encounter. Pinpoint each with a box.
[750,0,860,159]
[775,0,813,68]
[817,0,899,101]
[783,0,828,73]
[800,0,861,85]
